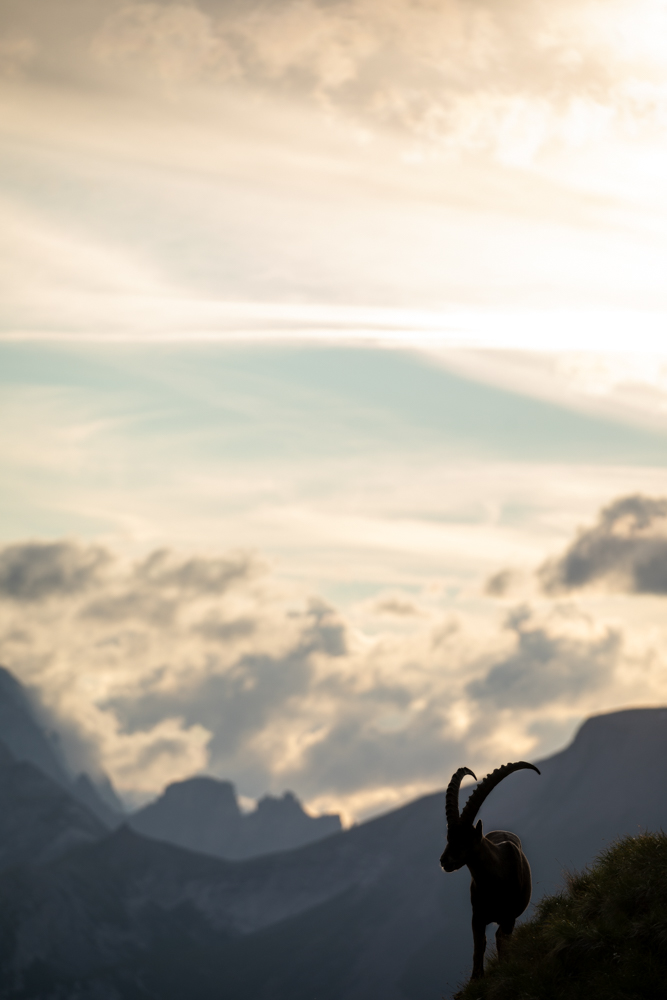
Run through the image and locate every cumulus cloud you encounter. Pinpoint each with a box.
[467,604,620,708]
[135,548,259,593]
[0,540,359,807]
[0,541,109,602]
[0,536,663,821]
[540,494,667,595]
[79,549,261,625]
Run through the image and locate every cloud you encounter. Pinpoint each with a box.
[0,536,663,821]
[79,549,261,624]
[467,604,621,709]
[0,540,355,804]
[91,2,241,84]
[194,616,257,642]
[135,548,260,594]
[0,542,109,602]
[485,568,520,597]
[539,494,667,594]
[5,0,667,158]
[369,594,425,617]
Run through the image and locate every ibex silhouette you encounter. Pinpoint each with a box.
[440,761,540,981]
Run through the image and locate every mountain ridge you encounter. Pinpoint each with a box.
[0,664,123,828]
[2,663,667,998]
[128,776,342,860]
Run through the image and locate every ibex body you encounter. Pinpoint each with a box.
[440,762,540,980]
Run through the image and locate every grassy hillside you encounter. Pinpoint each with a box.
[457,832,667,1000]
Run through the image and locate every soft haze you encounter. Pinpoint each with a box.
[2,0,667,821]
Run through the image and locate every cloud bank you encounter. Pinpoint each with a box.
[0,520,664,820]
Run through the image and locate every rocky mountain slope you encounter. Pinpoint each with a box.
[480,706,667,894]
[457,831,667,1000]
[2,668,667,999]
[0,665,122,827]
[0,663,340,859]
[0,741,107,871]
[0,667,72,789]
[0,787,454,1000]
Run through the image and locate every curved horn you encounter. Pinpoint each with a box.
[459,761,540,826]
[445,766,477,829]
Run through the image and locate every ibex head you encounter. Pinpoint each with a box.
[440,761,540,872]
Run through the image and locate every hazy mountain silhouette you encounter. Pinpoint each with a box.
[0,790,457,1000]
[0,740,107,871]
[480,706,667,893]
[0,666,71,788]
[1,682,667,997]
[129,777,341,859]
[72,772,125,829]
[0,664,123,827]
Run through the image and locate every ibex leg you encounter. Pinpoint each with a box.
[495,920,515,963]
[471,915,487,979]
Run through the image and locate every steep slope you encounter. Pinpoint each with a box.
[129,777,341,859]
[479,707,667,894]
[1,706,667,999]
[0,664,123,827]
[0,788,482,999]
[0,793,454,999]
[0,742,108,871]
[72,773,123,829]
[195,706,667,1000]
[458,832,667,1000]
[0,666,71,788]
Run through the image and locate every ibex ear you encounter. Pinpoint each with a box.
[475,819,483,837]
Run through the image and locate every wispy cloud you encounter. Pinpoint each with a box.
[5,2,667,343]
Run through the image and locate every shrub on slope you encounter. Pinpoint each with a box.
[457,832,667,1000]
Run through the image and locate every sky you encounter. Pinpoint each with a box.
[2,0,667,822]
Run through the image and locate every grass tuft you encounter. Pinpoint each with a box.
[455,831,667,1000]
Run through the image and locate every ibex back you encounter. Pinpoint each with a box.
[440,761,540,981]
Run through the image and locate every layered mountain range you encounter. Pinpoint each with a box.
[0,664,340,861]
[1,663,667,999]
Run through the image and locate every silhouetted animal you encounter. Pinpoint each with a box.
[440,761,540,980]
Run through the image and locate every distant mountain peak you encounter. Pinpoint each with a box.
[129,775,341,860]
[3,704,667,999]
[162,775,240,811]
[0,665,123,826]
[254,791,303,817]
[577,705,667,737]
[0,664,71,787]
